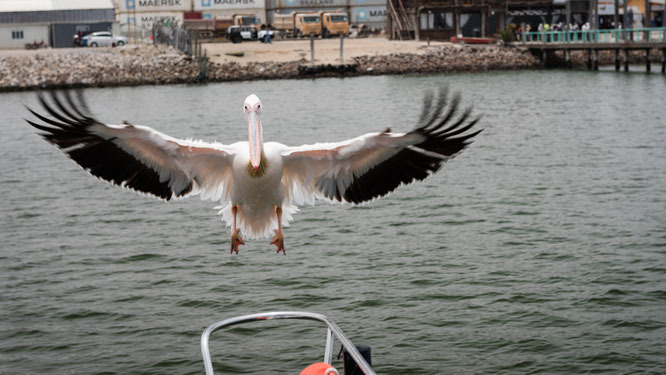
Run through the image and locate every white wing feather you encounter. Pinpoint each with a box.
[89,124,237,201]
[280,131,424,205]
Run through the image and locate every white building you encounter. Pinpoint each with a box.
[0,0,115,49]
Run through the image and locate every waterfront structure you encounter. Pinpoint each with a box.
[521,26,666,73]
[0,0,115,49]
[387,0,665,40]
[387,0,567,41]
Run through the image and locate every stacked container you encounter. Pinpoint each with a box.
[117,0,189,33]
[348,0,387,30]
[194,0,267,26]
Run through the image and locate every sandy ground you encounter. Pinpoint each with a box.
[203,36,455,65]
[1,37,455,65]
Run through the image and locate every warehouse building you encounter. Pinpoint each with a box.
[0,0,115,49]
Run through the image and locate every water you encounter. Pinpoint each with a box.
[1,71,665,374]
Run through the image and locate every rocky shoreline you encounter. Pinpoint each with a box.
[2,44,543,92]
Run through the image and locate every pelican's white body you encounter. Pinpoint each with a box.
[220,141,296,239]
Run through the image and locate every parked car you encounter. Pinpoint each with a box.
[226,25,243,43]
[82,31,128,47]
[226,25,274,43]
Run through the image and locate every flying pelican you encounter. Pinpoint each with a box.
[26,88,482,255]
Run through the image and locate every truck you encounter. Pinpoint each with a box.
[273,12,321,38]
[182,14,261,40]
[319,11,350,38]
[183,19,232,39]
[226,25,275,43]
[231,14,262,29]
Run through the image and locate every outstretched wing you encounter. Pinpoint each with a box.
[26,91,235,201]
[281,87,483,205]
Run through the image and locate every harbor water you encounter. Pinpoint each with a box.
[1,71,665,374]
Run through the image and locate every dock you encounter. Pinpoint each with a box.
[520,28,666,73]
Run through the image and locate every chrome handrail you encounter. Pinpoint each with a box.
[201,311,376,375]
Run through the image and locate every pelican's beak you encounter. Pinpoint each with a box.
[247,110,262,170]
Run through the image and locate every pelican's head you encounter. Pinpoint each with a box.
[244,94,263,171]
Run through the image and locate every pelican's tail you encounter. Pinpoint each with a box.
[215,203,299,240]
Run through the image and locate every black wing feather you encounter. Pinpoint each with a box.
[335,87,483,204]
[26,91,192,201]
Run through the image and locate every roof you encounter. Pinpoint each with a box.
[0,0,114,13]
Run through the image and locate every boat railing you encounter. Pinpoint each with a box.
[201,311,377,375]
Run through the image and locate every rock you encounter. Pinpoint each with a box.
[1,43,553,92]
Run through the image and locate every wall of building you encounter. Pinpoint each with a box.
[52,22,114,47]
[0,9,115,24]
[0,24,50,49]
[0,2,115,48]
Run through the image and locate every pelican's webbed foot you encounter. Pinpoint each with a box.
[271,230,285,255]
[231,230,244,254]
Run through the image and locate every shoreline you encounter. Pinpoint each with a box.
[1,40,658,93]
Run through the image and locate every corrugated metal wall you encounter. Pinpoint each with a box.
[51,22,113,48]
[0,9,114,24]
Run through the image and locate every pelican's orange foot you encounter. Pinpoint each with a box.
[230,230,244,254]
[270,230,285,255]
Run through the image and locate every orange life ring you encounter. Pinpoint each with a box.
[299,362,339,375]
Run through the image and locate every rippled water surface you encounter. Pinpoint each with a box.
[1,71,665,374]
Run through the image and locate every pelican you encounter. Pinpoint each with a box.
[26,88,482,255]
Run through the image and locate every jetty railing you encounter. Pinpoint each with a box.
[522,27,666,44]
[201,311,376,375]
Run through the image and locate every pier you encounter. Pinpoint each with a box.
[521,28,666,73]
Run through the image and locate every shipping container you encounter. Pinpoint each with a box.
[271,0,347,9]
[118,11,184,31]
[194,0,267,11]
[118,0,191,13]
[348,0,386,6]
[201,9,267,24]
[350,5,386,26]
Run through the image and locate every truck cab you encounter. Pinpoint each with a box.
[320,12,349,38]
[294,13,321,38]
[234,14,261,29]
